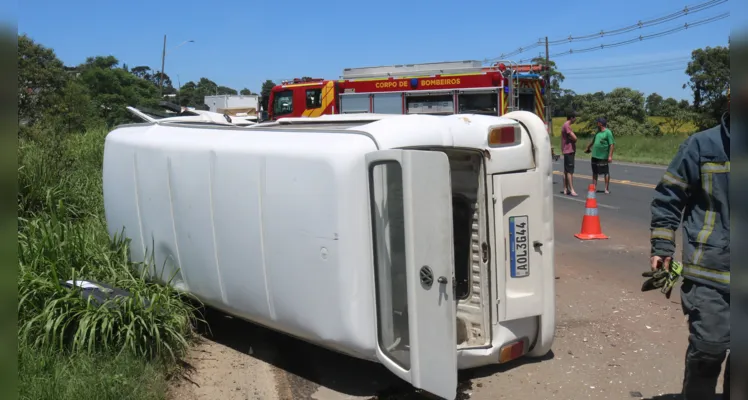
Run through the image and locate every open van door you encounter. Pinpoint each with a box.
[366,149,458,400]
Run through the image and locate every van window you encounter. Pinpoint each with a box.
[370,161,410,370]
[273,90,294,116]
[306,89,322,109]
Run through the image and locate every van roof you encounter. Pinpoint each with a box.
[248,113,521,151]
[120,112,528,153]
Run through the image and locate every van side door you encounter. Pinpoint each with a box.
[366,149,458,400]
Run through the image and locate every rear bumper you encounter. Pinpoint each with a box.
[456,316,540,369]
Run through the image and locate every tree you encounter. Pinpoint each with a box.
[661,103,696,135]
[177,78,238,109]
[553,89,579,117]
[216,86,238,95]
[130,65,153,81]
[684,45,730,129]
[578,87,660,137]
[575,91,606,113]
[260,80,276,110]
[49,79,99,134]
[678,99,690,109]
[76,55,160,125]
[239,88,254,95]
[18,34,67,126]
[662,97,678,109]
[645,93,663,116]
[129,65,175,94]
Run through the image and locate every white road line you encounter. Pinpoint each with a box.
[553,194,620,210]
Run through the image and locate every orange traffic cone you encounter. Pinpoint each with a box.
[574,184,609,240]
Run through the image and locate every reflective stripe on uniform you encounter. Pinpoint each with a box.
[651,227,675,242]
[693,167,717,264]
[661,171,688,189]
[682,263,730,285]
[701,161,730,173]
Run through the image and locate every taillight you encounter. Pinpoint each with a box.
[487,125,520,147]
[498,338,528,363]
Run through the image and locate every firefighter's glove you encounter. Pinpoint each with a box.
[641,261,683,299]
[641,268,669,291]
[660,261,683,299]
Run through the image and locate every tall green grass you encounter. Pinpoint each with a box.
[19,347,169,400]
[550,133,688,165]
[550,116,697,137]
[18,126,201,399]
[549,116,692,165]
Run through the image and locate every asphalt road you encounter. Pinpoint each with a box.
[552,159,666,226]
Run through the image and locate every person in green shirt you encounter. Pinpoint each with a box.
[584,117,615,194]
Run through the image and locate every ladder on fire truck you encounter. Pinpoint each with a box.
[340,60,522,112]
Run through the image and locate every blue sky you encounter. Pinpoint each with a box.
[17,0,739,101]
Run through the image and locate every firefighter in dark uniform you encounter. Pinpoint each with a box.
[649,89,730,399]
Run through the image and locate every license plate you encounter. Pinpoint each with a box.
[509,216,530,278]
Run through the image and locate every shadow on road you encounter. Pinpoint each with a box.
[461,350,555,381]
[190,305,548,399]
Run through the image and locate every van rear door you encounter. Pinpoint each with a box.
[493,169,547,321]
[366,149,458,400]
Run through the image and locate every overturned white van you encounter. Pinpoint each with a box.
[102,111,555,400]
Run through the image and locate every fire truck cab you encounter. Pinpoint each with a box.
[268,60,548,125]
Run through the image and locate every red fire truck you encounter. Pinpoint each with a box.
[267,60,549,127]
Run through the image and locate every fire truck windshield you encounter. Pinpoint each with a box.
[273,90,293,117]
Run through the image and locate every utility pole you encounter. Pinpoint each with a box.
[544,36,552,137]
[159,34,167,98]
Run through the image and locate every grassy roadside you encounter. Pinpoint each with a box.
[549,134,687,165]
[549,117,691,165]
[550,116,696,137]
[17,127,200,400]
[19,347,170,400]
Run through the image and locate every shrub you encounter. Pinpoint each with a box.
[578,87,662,137]
[607,117,662,137]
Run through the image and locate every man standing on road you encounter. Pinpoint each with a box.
[561,111,578,196]
[648,98,730,399]
[585,117,615,194]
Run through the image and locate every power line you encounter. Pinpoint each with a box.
[548,0,727,45]
[487,0,728,61]
[551,13,729,57]
[563,66,686,80]
[491,41,543,60]
[563,67,688,79]
[516,12,729,63]
[561,56,691,72]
